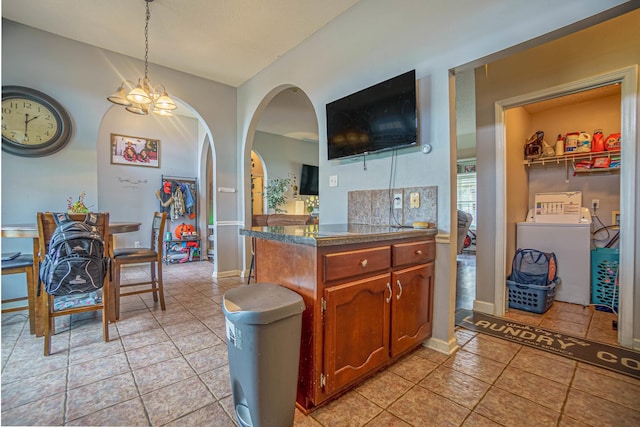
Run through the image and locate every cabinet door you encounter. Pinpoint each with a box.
[391,263,434,357]
[323,273,391,396]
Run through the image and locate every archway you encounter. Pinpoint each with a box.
[241,85,319,276]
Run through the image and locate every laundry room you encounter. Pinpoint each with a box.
[505,84,621,308]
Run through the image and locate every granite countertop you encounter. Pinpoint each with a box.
[240,223,437,247]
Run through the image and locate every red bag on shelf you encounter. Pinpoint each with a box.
[593,157,611,168]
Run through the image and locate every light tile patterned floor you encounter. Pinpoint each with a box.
[2,261,639,426]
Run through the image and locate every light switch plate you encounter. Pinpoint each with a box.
[410,192,420,208]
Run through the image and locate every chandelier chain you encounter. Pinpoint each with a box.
[107,0,176,116]
[144,0,150,80]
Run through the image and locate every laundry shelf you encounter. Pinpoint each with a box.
[523,149,620,167]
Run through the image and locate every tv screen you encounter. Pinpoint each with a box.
[326,70,417,160]
[299,164,319,195]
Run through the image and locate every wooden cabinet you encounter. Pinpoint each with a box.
[391,263,434,357]
[253,235,435,413]
[323,273,391,395]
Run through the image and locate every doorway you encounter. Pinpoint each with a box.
[494,67,637,347]
[250,151,265,215]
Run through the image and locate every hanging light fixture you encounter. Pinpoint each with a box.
[107,0,177,116]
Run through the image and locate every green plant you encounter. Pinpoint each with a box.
[265,177,292,213]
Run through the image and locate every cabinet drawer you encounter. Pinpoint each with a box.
[392,240,434,267]
[324,246,390,282]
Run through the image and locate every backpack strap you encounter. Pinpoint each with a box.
[84,212,100,226]
[53,212,71,226]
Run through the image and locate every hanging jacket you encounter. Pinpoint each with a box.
[182,183,195,211]
[171,187,185,220]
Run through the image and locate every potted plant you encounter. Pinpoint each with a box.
[265,177,292,213]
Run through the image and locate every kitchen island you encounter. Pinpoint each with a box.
[240,223,437,413]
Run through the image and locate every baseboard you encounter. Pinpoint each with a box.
[213,269,242,279]
[473,300,494,315]
[423,336,459,355]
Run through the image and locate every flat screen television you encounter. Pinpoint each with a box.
[326,70,417,160]
[299,164,319,195]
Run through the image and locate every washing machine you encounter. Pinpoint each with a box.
[516,192,592,306]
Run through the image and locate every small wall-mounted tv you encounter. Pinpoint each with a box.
[299,164,319,195]
[326,70,417,160]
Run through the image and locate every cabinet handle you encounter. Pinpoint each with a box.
[396,280,403,300]
[415,249,423,255]
[386,283,392,303]
[360,259,368,268]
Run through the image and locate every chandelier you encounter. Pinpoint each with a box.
[107,0,176,116]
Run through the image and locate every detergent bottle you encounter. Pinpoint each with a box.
[555,134,564,156]
[591,129,604,152]
[576,131,591,152]
[564,132,579,153]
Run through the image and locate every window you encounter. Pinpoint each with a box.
[457,169,477,230]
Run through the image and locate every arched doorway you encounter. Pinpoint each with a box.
[241,86,319,276]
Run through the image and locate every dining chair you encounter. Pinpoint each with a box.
[1,253,36,334]
[111,211,167,320]
[37,212,111,356]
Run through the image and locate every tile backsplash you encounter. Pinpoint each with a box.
[348,186,437,226]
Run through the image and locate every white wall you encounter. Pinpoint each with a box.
[1,19,239,285]
[97,108,199,248]
[237,0,632,352]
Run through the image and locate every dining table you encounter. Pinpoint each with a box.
[1,221,141,336]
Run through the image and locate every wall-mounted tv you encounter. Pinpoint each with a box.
[299,164,319,195]
[326,70,417,160]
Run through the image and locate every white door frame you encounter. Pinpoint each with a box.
[494,66,637,348]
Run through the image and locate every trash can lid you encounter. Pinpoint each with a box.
[222,283,305,325]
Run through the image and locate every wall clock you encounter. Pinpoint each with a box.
[2,86,73,157]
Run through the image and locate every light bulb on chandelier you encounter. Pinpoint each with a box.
[107,0,177,116]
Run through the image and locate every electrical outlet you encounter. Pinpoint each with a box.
[592,199,600,210]
[329,175,338,187]
[393,193,403,209]
[410,192,420,208]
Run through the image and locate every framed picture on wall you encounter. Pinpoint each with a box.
[110,133,160,168]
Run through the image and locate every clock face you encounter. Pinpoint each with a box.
[2,97,60,145]
[1,86,72,157]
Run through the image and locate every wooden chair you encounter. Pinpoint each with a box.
[1,253,36,334]
[111,212,167,320]
[37,212,111,356]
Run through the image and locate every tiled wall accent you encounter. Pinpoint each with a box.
[348,186,437,226]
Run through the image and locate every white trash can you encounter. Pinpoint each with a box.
[222,283,305,427]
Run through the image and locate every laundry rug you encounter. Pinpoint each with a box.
[455,309,640,380]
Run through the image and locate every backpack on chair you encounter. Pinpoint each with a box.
[39,212,110,296]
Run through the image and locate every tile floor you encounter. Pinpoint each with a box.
[2,260,639,426]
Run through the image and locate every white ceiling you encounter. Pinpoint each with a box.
[2,0,359,143]
[2,0,361,87]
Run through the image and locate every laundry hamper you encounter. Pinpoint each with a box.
[591,248,619,313]
[507,248,558,314]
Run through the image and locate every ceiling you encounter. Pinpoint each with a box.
[2,0,361,87]
[522,84,621,114]
[3,0,359,142]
